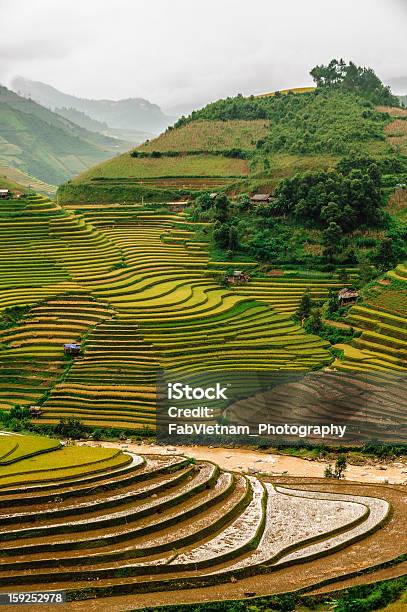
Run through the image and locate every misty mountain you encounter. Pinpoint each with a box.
[0,85,130,185]
[54,107,109,132]
[12,77,176,135]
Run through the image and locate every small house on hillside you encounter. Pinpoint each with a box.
[169,202,187,213]
[227,270,250,285]
[0,189,10,199]
[250,193,271,204]
[209,193,218,200]
[64,343,81,356]
[29,406,42,417]
[338,288,359,306]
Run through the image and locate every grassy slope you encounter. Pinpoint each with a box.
[62,89,396,203]
[74,154,249,181]
[0,86,131,185]
[0,165,56,195]
[139,120,269,152]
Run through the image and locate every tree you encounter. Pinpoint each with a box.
[327,288,340,318]
[321,201,342,225]
[322,222,343,262]
[228,225,239,251]
[235,194,251,211]
[374,238,397,271]
[325,453,347,479]
[54,417,86,439]
[195,193,213,211]
[305,307,323,334]
[213,223,230,250]
[213,194,230,223]
[357,253,377,285]
[335,453,347,478]
[310,59,400,106]
[295,291,313,322]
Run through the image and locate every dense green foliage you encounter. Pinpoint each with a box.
[0,305,30,330]
[191,153,407,268]
[310,59,400,106]
[273,156,383,232]
[263,90,388,156]
[130,148,248,159]
[176,89,388,157]
[54,417,87,439]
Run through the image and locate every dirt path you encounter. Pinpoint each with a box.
[82,441,407,484]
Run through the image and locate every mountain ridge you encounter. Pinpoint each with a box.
[12,76,176,135]
[0,85,131,184]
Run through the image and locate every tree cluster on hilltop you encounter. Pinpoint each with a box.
[175,60,399,130]
[310,59,400,107]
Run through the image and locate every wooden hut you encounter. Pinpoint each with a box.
[227,270,250,284]
[64,343,81,356]
[338,288,359,306]
[29,406,42,417]
[250,193,271,204]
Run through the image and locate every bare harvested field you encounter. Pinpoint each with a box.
[385,119,407,154]
[0,436,404,610]
[377,105,407,117]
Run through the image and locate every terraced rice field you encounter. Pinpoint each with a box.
[0,195,405,432]
[225,369,407,444]
[333,266,407,372]
[0,197,345,430]
[377,106,407,118]
[0,164,57,196]
[0,434,402,606]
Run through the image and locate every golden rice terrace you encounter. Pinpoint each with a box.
[0,195,405,432]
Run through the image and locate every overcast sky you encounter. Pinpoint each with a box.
[0,0,406,113]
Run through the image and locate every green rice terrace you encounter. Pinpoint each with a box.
[0,192,405,435]
[0,431,404,607]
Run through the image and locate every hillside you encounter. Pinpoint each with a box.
[0,431,405,607]
[0,61,403,439]
[0,432,404,608]
[62,89,400,203]
[62,60,407,205]
[0,85,131,184]
[0,164,56,195]
[12,76,175,135]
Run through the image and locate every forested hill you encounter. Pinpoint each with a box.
[61,60,406,210]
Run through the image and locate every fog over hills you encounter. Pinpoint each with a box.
[0,85,130,184]
[12,77,176,139]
